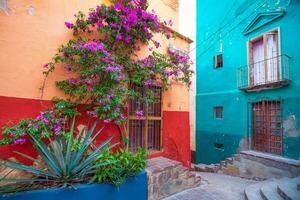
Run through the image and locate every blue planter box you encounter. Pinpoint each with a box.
[0,172,148,200]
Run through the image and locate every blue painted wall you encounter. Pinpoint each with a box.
[0,172,148,200]
[196,0,300,164]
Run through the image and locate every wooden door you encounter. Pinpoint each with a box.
[252,101,282,155]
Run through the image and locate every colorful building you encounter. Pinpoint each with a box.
[196,0,300,164]
[0,0,192,167]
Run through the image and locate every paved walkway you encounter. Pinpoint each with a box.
[164,172,258,200]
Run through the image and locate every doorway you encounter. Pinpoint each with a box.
[252,100,282,155]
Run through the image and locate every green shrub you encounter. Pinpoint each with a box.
[91,148,147,186]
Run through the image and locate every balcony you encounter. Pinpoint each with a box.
[237,54,291,92]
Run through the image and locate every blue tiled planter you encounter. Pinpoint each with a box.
[0,172,147,200]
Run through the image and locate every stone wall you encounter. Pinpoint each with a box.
[146,157,201,200]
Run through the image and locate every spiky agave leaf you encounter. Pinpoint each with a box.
[0,117,113,193]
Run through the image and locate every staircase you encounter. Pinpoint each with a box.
[193,151,300,180]
[244,176,300,200]
[146,157,201,200]
[193,154,241,176]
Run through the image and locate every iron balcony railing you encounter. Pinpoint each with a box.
[237,54,291,91]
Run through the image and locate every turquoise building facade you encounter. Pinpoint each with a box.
[196,0,300,164]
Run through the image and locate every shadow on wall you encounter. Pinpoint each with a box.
[0,0,9,15]
[163,137,180,162]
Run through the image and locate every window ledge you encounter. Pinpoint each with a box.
[239,79,290,92]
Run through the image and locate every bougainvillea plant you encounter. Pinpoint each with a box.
[0,100,77,145]
[1,0,193,145]
[43,0,193,123]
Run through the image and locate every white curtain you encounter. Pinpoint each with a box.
[253,40,265,85]
[266,34,279,82]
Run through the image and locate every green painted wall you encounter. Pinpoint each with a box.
[196,0,300,164]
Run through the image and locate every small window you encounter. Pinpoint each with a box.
[214,54,223,68]
[214,106,223,119]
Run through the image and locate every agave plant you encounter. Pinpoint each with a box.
[0,118,114,192]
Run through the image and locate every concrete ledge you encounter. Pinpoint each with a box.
[239,151,300,179]
[240,151,300,167]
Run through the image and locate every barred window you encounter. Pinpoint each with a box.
[214,54,223,69]
[128,85,162,153]
[214,106,223,119]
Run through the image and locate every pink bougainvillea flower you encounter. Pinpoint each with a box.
[125,36,132,43]
[104,119,111,124]
[116,33,123,41]
[13,138,26,145]
[87,111,98,118]
[64,22,74,29]
[65,64,71,72]
[135,110,144,119]
[115,75,125,82]
[144,79,155,86]
[43,63,49,68]
[153,40,160,48]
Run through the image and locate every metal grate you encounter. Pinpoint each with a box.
[128,85,162,152]
[237,55,290,91]
[252,100,282,155]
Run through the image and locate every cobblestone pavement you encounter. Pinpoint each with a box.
[164,172,258,200]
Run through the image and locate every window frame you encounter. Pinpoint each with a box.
[247,28,281,86]
[213,54,223,69]
[214,106,224,120]
[127,84,163,153]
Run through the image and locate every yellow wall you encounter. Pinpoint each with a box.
[0,0,189,112]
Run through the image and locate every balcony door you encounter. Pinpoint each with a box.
[266,32,279,82]
[252,39,265,85]
[249,29,280,86]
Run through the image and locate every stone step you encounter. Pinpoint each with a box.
[178,167,189,178]
[292,176,300,191]
[245,180,274,200]
[277,177,300,200]
[193,164,207,172]
[260,181,283,200]
[147,157,201,200]
[225,157,234,165]
[193,164,218,173]
[220,160,227,168]
[233,154,241,161]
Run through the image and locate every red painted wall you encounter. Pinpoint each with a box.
[0,96,190,167]
[163,111,191,167]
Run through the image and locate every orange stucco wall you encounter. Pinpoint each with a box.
[0,0,188,111]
